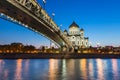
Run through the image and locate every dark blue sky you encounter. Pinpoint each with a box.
[0,0,120,47]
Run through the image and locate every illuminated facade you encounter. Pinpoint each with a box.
[63,22,89,49]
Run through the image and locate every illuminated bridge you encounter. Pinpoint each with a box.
[0,0,74,52]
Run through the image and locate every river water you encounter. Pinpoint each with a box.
[0,59,120,80]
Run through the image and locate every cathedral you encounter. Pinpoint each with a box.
[63,21,89,49]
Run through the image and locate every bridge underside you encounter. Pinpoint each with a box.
[0,0,71,49]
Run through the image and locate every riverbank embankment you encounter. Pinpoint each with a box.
[0,53,120,59]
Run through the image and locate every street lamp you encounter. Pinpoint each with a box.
[43,0,46,9]
[59,24,62,30]
[52,13,55,20]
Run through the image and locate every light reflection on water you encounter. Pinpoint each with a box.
[96,59,105,80]
[14,59,22,80]
[0,59,120,80]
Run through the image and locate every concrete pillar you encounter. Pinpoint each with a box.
[60,46,74,53]
[60,46,67,53]
[62,46,67,52]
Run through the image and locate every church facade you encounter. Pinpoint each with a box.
[63,22,89,49]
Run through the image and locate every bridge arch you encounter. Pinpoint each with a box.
[0,0,74,52]
[0,12,60,48]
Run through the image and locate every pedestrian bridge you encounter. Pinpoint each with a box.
[0,0,74,52]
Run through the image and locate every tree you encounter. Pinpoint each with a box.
[23,45,36,53]
[10,43,24,53]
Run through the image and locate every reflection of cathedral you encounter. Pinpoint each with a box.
[63,21,89,49]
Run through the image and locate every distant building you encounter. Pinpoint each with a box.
[63,21,89,49]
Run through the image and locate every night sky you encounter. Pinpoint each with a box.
[0,0,120,48]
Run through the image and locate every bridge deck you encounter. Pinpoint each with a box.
[0,0,74,50]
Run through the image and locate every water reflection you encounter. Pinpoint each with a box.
[96,59,105,80]
[0,60,9,80]
[49,59,59,80]
[79,59,88,80]
[0,60,4,72]
[66,59,75,80]
[112,59,119,80]
[24,60,29,80]
[14,59,22,80]
[88,59,94,79]
[0,59,120,80]
[61,59,67,80]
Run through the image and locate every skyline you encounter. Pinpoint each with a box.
[0,0,120,48]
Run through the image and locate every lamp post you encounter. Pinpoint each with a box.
[59,24,62,30]
[43,0,46,9]
[52,13,55,21]
[50,13,55,49]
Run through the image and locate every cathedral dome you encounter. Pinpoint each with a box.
[68,21,80,35]
[80,28,84,31]
[69,21,79,28]
[64,29,67,32]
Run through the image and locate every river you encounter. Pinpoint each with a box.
[0,59,120,80]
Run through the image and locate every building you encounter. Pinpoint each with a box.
[63,21,89,49]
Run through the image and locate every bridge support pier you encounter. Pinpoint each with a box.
[60,46,67,53]
[60,46,74,53]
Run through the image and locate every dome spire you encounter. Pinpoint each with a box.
[69,21,79,28]
[80,28,84,31]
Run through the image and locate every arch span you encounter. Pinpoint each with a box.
[0,0,74,52]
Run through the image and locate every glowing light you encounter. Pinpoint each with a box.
[22,24,25,26]
[14,59,22,80]
[11,18,14,21]
[79,59,88,80]
[0,13,4,16]
[24,24,28,27]
[13,19,17,22]
[7,16,10,19]
[96,59,105,80]
[112,59,119,80]
[49,59,58,80]
[18,21,21,24]
[52,13,55,16]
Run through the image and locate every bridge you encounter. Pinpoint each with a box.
[0,0,74,52]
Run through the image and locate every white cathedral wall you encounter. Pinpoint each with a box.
[67,35,89,48]
[85,39,89,48]
[76,36,80,45]
[70,36,76,45]
[64,25,89,48]
[69,27,80,35]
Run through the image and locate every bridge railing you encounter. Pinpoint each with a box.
[10,0,73,48]
[14,0,59,32]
